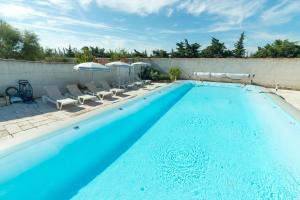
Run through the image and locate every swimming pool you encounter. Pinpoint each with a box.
[1,82,300,199]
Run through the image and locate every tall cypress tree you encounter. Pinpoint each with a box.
[233,32,246,58]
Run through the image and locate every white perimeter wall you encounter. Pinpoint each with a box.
[146,58,300,90]
[1,58,300,97]
[0,59,131,97]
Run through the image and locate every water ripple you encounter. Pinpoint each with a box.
[154,144,209,187]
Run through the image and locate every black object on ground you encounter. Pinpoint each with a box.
[5,86,22,104]
[18,80,34,103]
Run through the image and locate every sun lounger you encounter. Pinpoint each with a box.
[85,82,113,100]
[134,81,144,87]
[132,75,146,87]
[99,81,125,95]
[211,73,226,78]
[66,84,97,104]
[42,85,78,110]
[121,81,135,90]
[144,84,160,90]
[144,80,152,84]
[194,72,211,79]
[225,73,250,80]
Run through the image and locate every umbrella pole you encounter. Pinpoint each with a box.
[140,66,142,80]
[119,67,121,89]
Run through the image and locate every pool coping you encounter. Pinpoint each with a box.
[260,86,300,123]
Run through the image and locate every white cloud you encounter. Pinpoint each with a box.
[45,0,75,10]
[79,0,92,9]
[166,8,174,17]
[53,16,112,30]
[114,18,126,22]
[160,21,242,34]
[177,1,206,15]
[261,0,300,25]
[249,31,292,41]
[206,22,243,33]
[95,0,177,16]
[0,3,115,31]
[10,20,165,51]
[178,0,264,25]
[0,3,47,19]
[91,0,264,34]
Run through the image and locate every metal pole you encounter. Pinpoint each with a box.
[119,67,121,88]
[140,66,142,80]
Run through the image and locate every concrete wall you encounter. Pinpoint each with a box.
[1,58,300,97]
[0,59,131,97]
[146,58,300,89]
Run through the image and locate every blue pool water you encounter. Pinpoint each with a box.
[1,82,300,199]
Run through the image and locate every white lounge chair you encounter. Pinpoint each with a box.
[121,81,136,90]
[225,73,250,80]
[132,75,145,87]
[144,80,152,84]
[144,84,160,90]
[194,72,211,79]
[66,84,97,104]
[85,82,113,100]
[99,81,125,95]
[136,75,151,84]
[42,85,78,110]
[211,73,226,78]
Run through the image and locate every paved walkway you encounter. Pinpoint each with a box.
[271,88,300,111]
[0,83,167,141]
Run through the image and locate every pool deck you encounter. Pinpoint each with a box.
[0,83,167,150]
[271,88,300,111]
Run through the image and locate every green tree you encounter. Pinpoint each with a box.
[173,41,186,57]
[201,37,232,58]
[90,46,106,57]
[252,40,300,58]
[107,49,131,61]
[0,20,22,59]
[20,31,43,60]
[184,39,200,57]
[233,32,246,58]
[172,39,201,58]
[75,47,94,63]
[44,48,54,57]
[65,45,75,57]
[152,49,169,58]
[132,49,147,58]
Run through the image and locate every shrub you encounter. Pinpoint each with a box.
[141,66,163,81]
[150,70,160,81]
[168,67,181,81]
[44,56,68,63]
[159,74,170,81]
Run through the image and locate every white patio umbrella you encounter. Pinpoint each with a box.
[73,62,110,82]
[131,62,151,80]
[105,61,131,88]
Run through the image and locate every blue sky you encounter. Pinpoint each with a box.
[1,0,300,54]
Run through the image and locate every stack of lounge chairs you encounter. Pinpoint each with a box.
[193,72,252,81]
[42,81,128,110]
[42,79,159,110]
